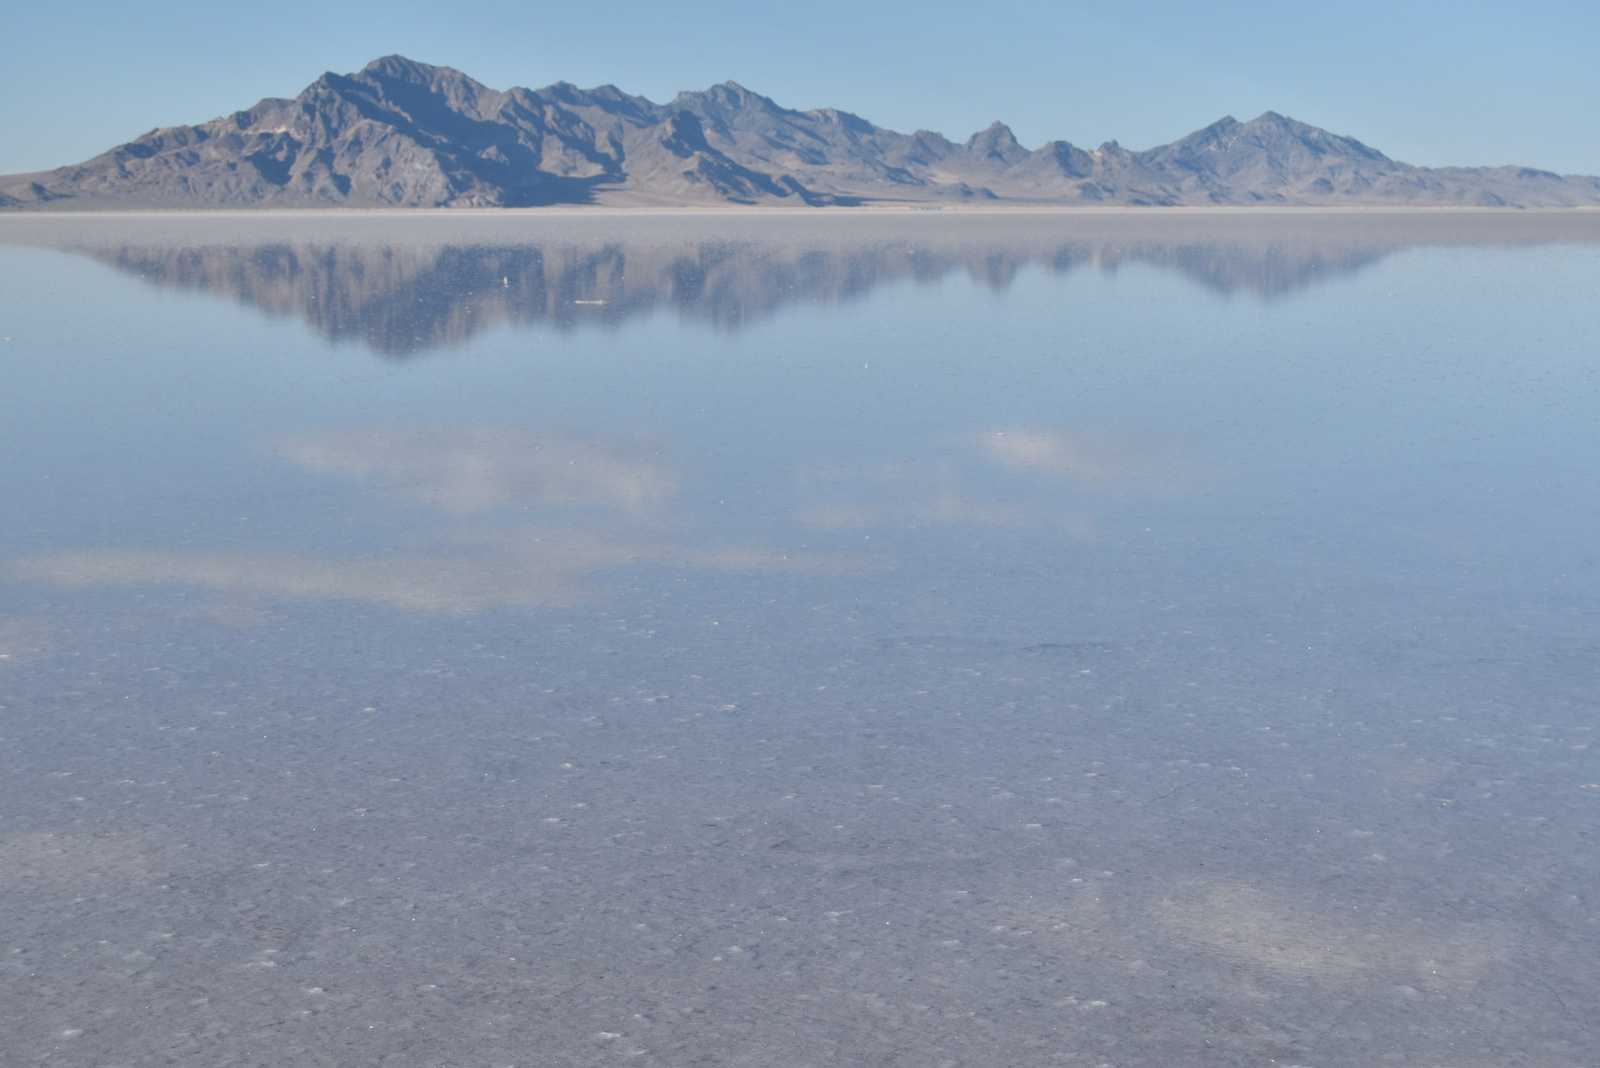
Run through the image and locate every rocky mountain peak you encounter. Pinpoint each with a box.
[360,54,448,83]
[965,121,1029,165]
[3,54,1595,210]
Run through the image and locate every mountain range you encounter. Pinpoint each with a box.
[9,212,1594,352]
[4,55,1599,210]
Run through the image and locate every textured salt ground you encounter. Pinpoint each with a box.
[2,219,1598,1066]
[2,575,1596,1067]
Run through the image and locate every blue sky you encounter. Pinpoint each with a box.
[3,0,1597,176]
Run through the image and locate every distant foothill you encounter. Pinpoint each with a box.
[3,55,1598,210]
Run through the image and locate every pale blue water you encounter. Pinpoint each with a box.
[1,211,1598,1066]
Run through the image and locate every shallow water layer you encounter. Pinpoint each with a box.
[1,211,1598,1067]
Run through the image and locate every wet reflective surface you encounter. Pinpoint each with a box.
[2,210,1599,1066]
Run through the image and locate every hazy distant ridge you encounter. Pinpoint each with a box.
[5,55,1599,209]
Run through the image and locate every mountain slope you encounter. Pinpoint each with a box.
[5,56,1599,209]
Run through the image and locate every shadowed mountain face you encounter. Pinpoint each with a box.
[8,210,1597,355]
[5,55,1600,209]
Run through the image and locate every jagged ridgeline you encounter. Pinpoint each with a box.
[4,55,1600,209]
[13,212,1594,354]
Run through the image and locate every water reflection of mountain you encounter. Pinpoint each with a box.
[8,211,1597,355]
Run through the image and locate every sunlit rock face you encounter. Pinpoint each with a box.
[6,55,1600,209]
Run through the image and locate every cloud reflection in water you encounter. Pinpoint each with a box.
[798,427,1220,533]
[12,534,862,614]
[1150,881,1500,990]
[10,427,869,613]
[268,427,678,518]
[979,429,1219,494]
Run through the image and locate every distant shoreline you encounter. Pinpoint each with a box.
[8,207,1600,262]
[5,204,1600,216]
